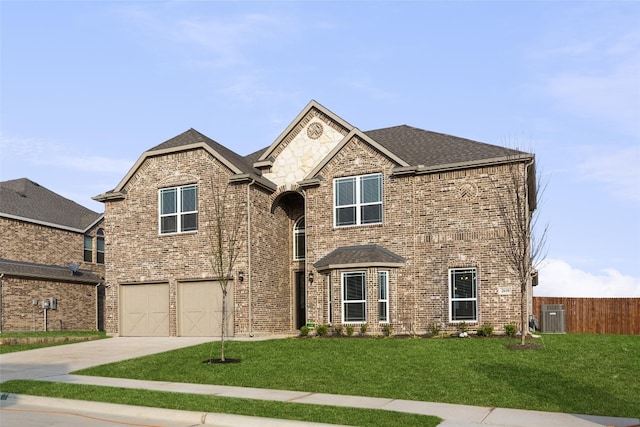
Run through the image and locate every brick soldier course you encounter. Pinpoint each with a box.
[95,100,537,337]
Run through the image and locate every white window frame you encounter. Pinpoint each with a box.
[293,216,305,260]
[96,228,105,264]
[83,235,93,263]
[448,268,478,323]
[341,271,367,324]
[159,184,198,235]
[378,271,389,323]
[334,173,383,227]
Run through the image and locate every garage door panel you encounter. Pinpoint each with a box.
[121,283,169,337]
[178,281,233,337]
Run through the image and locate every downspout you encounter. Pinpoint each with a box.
[247,179,255,337]
[95,282,101,331]
[0,273,4,333]
[524,158,535,333]
[301,188,309,326]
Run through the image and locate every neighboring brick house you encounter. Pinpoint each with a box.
[95,100,537,337]
[0,178,105,332]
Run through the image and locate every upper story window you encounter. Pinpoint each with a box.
[159,184,198,234]
[96,228,105,264]
[83,236,93,262]
[449,268,478,322]
[334,173,382,227]
[293,216,305,260]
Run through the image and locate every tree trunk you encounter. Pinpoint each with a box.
[220,286,227,362]
[521,282,527,345]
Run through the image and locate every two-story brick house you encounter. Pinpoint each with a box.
[0,178,105,332]
[95,100,536,337]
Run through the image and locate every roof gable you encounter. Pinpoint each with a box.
[95,128,276,201]
[0,178,103,232]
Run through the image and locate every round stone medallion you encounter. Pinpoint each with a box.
[307,122,324,139]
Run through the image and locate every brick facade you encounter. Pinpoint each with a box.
[0,183,105,332]
[98,101,535,337]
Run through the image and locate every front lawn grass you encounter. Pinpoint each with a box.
[2,334,638,420]
[0,381,441,427]
[74,334,639,418]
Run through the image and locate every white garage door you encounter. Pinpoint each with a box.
[178,281,233,337]
[120,283,169,336]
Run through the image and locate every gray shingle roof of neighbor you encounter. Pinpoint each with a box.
[0,178,102,232]
[364,125,528,168]
[314,244,406,271]
[0,258,102,284]
[149,128,263,176]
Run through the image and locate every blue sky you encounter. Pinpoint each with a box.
[1,1,639,297]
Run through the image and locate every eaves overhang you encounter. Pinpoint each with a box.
[100,142,245,200]
[0,212,104,234]
[391,154,535,177]
[228,173,277,192]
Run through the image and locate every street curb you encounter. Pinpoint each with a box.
[0,393,347,426]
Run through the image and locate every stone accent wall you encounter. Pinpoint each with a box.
[1,277,98,332]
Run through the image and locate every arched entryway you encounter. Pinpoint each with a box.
[270,191,306,330]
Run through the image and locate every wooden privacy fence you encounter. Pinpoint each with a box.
[533,297,640,335]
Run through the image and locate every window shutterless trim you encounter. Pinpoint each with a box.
[333,173,383,228]
[378,270,389,323]
[448,267,478,323]
[158,184,198,235]
[341,271,367,324]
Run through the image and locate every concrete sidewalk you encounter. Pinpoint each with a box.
[1,337,638,427]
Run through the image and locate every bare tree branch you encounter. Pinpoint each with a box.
[206,179,244,362]
[490,154,548,345]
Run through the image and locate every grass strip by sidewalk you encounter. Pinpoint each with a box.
[0,380,441,427]
[0,331,107,354]
[74,334,640,418]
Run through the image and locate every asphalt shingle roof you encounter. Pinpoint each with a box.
[0,178,102,231]
[149,128,262,175]
[314,245,406,270]
[364,125,527,168]
[0,258,102,284]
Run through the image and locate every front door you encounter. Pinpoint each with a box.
[295,271,306,329]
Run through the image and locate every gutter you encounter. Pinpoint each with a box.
[391,154,534,177]
[247,179,255,337]
[0,273,4,333]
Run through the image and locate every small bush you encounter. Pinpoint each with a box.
[334,325,343,337]
[504,323,517,337]
[427,322,441,337]
[383,323,393,337]
[477,323,494,337]
[346,325,354,336]
[360,323,368,336]
[299,326,309,337]
[316,325,328,337]
[457,322,469,334]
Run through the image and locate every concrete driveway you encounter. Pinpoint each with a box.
[0,336,213,381]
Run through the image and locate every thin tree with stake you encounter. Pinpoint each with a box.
[207,180,244,362]
[491,152,548,346]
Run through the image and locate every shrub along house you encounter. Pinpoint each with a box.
[94,100,537,337]
[0,178,105,332]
